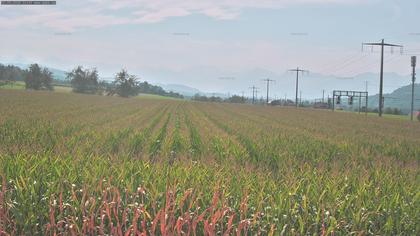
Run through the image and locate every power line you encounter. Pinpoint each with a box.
[317,54,368,76]
[327,54,368,75]
[315,52,362,74]
[362,39,404,117]
[340,54,401,77]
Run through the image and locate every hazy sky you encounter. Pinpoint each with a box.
[0,0,419,94]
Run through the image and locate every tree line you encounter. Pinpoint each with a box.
[0,63,183,99]
[0,64,25,83]
[0,64,53,90]
[66,66,183,98]
[192,94,247,103]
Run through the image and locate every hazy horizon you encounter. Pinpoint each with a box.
[1,0,419,97]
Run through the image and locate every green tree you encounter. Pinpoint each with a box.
[24,64,53,90]
[41,68,54,91]
[226,95,245,103]
[392,108,402,115]
[25,64,41,89]
[67,66,99,94]
[113,69,139,97]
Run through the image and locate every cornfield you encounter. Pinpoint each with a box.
[0,90,419,235]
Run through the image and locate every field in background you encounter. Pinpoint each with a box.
[0,81,73,93]
[0,81,25,90]
[0,81,184,100]
[0,89,419,235]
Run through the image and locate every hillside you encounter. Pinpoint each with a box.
[368,83,420,113]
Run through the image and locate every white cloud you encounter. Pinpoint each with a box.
[0,0,370,31]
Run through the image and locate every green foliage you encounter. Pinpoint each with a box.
[0,90,419,235]
[192,94,247,103]
[107,70,184,98]
[184,114,202,157]
[137,81,184,99]
[67,66,99,94]
[226,95,246,103]
[384,107,402,115]
[368,84,420,113]
[112,69,139,97]
[24,64,53,90]
[192,93,223,102]
[0,64,25,82]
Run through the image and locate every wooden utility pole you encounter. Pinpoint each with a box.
[262,78,275,104]
[411,56,417,121]
[249,86,259,104]
[300,91,302,106]
[289,67,308,108]
[362,39,403,117]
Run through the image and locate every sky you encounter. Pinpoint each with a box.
[0,0,419,96]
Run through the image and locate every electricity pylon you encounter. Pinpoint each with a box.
[362,39,403,116]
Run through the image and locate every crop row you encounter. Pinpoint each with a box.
[0,90,419,234]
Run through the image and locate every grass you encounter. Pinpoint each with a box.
[137,93,181,100]
[0,81,25,90]
[0,82,175,99]
[0,89,419,235]
[333,108,411,120]
[0,81,72,94]
[53,85,73,93]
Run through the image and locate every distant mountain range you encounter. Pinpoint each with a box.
[6,63,69,81]
[137,66,414,99]
[157,84,201,97]
[157,84,229,98]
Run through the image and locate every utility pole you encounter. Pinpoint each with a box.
[411,56,417,121]
[255,89,259,103]
[300,91,302,106]
[328,95,330,108]
[289,67,309,108]
[249,86,259,104]
[262,78,275,104]
[240,91,245,103]
[362,39,403,117]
